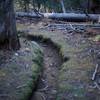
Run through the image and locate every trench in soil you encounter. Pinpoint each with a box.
[29,37,63,100]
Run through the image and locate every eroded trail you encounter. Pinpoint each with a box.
[31,41,62,100]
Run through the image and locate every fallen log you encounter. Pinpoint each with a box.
[16,12,100,22]
[44,13,99,21]
[16,12,41,18]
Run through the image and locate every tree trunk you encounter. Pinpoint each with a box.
[0,0,20,50]
[60,0,66,13]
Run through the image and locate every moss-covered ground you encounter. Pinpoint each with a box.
[0,38,43,100]
[17,19,100,100]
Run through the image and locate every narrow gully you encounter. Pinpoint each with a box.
[30,40,62,100]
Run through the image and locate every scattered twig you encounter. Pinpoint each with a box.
[35,92,46,100]
[89,81,100,90]
[94,81,100,90]
[38,85,48,92]
[92,64,99,81]
[38,79,48,92]
[16,84,27,89]
[69,23,76,31]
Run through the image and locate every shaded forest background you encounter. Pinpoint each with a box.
[15,0,100,13]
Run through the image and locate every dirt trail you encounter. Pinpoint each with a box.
[30,41,62,100]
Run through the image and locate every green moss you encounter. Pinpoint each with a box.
[0,41,43,100]
[16,23,28,31]
[94,35,100,42]
[0,69,6,77]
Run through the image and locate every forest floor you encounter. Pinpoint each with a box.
[16,17,100,100]
[0,38,43,100]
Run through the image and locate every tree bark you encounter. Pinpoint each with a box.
[0,0,20,50]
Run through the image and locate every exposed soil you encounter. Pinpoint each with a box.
[30,40,62,100]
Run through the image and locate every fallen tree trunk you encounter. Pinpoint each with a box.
[16,12,100,22]
[16,12,41,18]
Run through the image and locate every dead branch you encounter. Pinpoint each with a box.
[92,64,99,81]
[16,84,27,89]
[94,81,100,90]
[69,23,76,31]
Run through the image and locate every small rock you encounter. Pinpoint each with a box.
[25,48,30,52]
[49,63,53,67]
[15,53,18,56]
[82,40,86,44]
[51,90,57,94]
